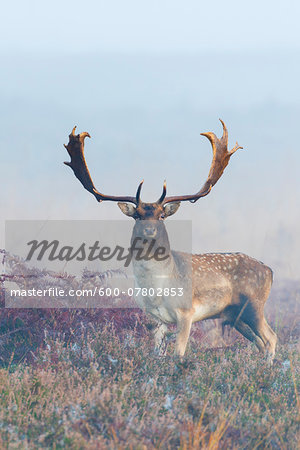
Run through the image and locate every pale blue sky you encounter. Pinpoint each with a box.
[1,1,300,280]
[1,0,300,53]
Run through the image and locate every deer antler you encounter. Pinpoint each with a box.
[162,119,243,204]
[64,126,141,205]
[64,120,241,208]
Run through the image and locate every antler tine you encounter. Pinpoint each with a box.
[219,118,228,145]
[157,180,167,204]
[64,127,138,205]
[135,180,144,204]
[162,120,243,205]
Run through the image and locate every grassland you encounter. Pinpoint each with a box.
[0,258,299,449]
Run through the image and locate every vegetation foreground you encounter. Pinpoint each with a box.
[0,280,299,449]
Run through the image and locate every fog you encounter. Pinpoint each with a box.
[1,50,299,280]
[1,1,300,281]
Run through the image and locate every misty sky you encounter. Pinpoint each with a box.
[1,1,300,53]
[1,1,300,280]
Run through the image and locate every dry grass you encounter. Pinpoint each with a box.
[0,253,299,448]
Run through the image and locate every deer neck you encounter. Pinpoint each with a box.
[130,221,174,278]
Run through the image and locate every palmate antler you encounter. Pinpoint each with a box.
[64,126,142,205]
[160,119,243,204]
[64,120,242,206]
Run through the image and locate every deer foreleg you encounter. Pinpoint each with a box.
[153,323,168,356]
[175,314,192,357]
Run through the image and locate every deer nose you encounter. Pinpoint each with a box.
[143,226,157,238]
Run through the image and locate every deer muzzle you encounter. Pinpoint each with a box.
[143,226,157,238]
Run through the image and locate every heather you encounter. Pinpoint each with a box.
[0,251,299,449]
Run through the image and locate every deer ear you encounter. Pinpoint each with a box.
[163,202,180,218]
[117,202,137,217]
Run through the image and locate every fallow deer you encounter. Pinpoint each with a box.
[64,120,277,361]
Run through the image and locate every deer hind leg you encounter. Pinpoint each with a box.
[246,316,277,364]
[153,323,168,356]
[236,312,277,364]
[175,314,193,357]
[264,319,277,360]
[234,320,266,352]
